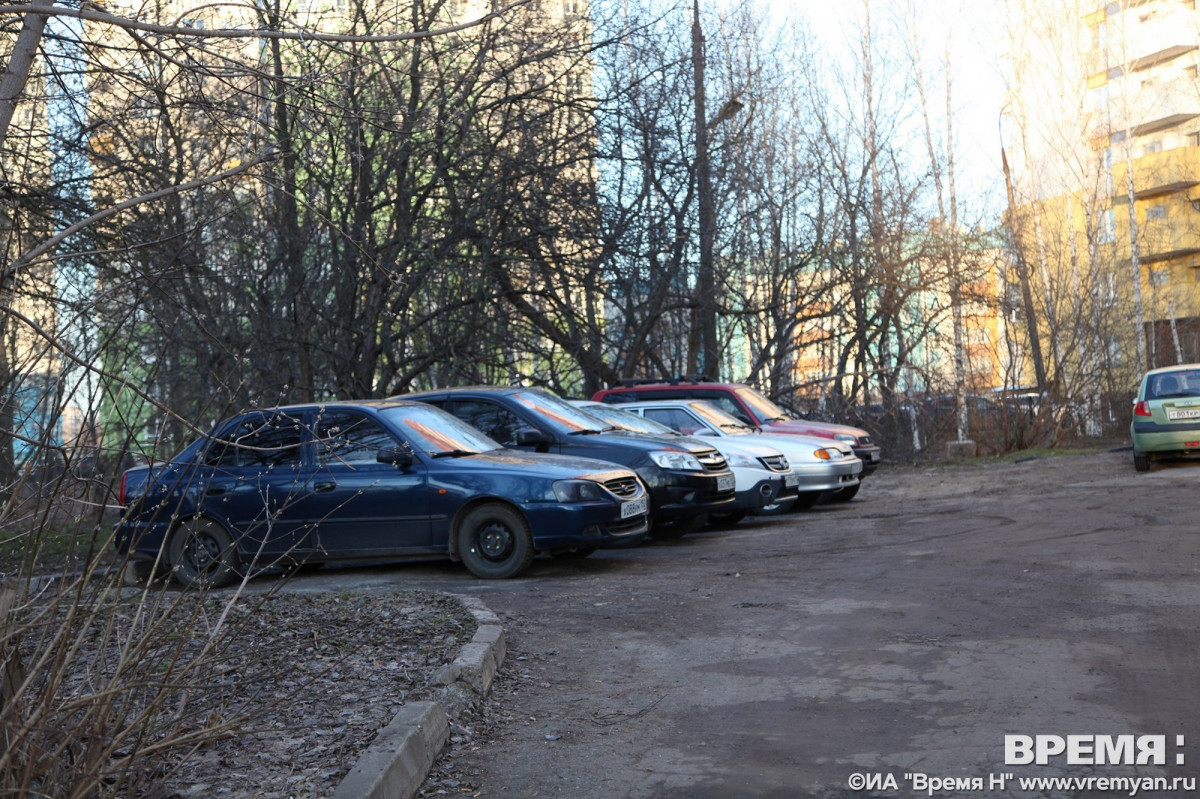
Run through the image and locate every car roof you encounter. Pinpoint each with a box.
[602,380,749,391]
[246,398,426,414]
[1143,363,1200,377]
[397,386,537,398]
[611,399,715,408]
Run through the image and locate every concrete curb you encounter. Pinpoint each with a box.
[330,594,505,799]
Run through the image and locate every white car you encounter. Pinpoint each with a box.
[570,400,799,522]
[612,399,864,509]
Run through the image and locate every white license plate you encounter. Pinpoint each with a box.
[1167,408,1200,420]
[621,495,649,519]
[717,475,735,492]
[784,473,800,487]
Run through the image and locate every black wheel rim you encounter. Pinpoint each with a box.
[183,529,223,574]
[475,521,514,561]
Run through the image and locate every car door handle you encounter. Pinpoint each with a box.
[314,481,336,492]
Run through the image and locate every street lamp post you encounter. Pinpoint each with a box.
[691,0,741,380]
[691,0,717,379]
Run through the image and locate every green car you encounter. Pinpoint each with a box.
[1131,364,1200,471]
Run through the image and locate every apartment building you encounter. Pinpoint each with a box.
[1006,0,1200,380]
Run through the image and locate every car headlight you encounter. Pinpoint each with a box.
[650,450,704,471]
[553,479,607,503]
[724,451,756,468]
[813,448,838,460]
[834,433,858,444]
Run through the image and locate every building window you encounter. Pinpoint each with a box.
[1188,132,1200,147]
[1099,208,1115,243]
[1102,272,1118,305]
[1149,267,1169,286]
[1143,139,1163,155]
[1146,204,1167,220]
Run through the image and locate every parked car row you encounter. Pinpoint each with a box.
[115,383,879,587]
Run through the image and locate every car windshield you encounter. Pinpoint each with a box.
[735,387,793,423]
[689,401,755,434]
[380,405,502,455]
[511,391,610,434]
[585,404,679,436]
[1146,369,1200,400]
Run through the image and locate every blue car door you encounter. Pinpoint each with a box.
[305,409,432,554]
[199,411,310,561]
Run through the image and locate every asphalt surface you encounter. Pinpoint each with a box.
[289,448,1200,798]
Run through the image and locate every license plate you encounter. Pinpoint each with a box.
[1167,408,1200,420]
[717,475,735,492]
[621,495,648,519]
[852,461,863,474]
[784,473,800,487]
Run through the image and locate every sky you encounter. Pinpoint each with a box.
[777,0,1011,221]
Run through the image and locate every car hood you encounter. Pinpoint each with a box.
[600,430,720,456]
[717,433,852,465]
[457,449,636,483]
[761,418,869,441]
[696,437,785,460]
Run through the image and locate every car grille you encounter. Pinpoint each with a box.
[604,476,642,498]
[758,454,790,472]
[696,450,728,472]
[858,435,872,446]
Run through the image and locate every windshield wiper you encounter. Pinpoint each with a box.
[567,428,607,435]
[431,449,479,458]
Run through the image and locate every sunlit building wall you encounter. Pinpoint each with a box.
[1007,0,1200,381]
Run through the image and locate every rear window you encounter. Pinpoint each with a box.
[1145,369,1200,400]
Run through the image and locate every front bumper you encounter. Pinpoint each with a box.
[729,474,798,511]
[852,445,882,476]
[645,468,736,520]
[791,457,863,493]
[527,501,651,550]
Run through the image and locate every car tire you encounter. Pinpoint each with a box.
[709,510,748,526]
[827,484,861,503]
[458,503,535,579]
[649,512,706,539]
[1134,453,1150,472]
[167,518,240,589]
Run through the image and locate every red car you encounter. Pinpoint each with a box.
[593,379,881,484]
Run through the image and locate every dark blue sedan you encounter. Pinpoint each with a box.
[115,400,650,586]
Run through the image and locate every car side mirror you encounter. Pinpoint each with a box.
[516,428,551,447]
[377,447,415,466]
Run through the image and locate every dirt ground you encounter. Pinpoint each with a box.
[32,445,1191,798]
[322,446,1200,799]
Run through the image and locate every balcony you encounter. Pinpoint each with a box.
[1111,147,1200,200]
[1129,44,1196,73]
[1122,208,1200,264]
